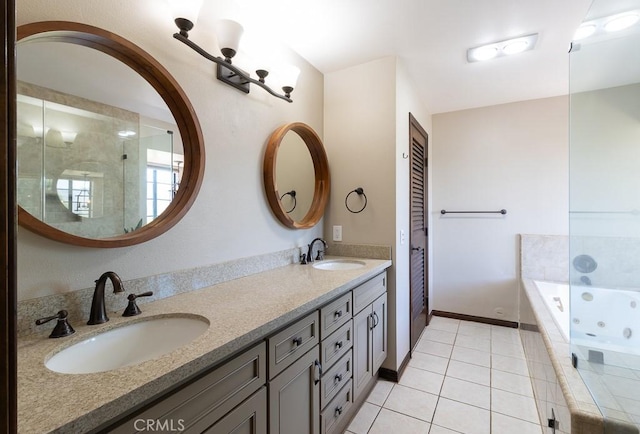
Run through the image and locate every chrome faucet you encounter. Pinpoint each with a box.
[88,271,124,325]
[306,238,328,263]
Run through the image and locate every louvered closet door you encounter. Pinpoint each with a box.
[409,114,428,351]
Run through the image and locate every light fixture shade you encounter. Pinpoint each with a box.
[216,19,244,52]
[61,131,77,144]
[166,0,204,24]
[278,65,301,88]
[44,129,65,148]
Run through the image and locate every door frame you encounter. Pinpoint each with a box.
[1,0,18,431]
[408,112,429,352]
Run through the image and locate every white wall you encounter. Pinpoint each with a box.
[324,56,431,371]
[395,60,432,363]
[17,0,325,300]
[432,96,569,322]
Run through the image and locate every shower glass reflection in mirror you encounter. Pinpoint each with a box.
[16,39,184,238]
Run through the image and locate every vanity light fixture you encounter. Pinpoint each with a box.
[467,34,538,63]
[167,1,299,102]
[573,10,640,41]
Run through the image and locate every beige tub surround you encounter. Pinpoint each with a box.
[18,257,391,434]
[520,278,602,433]
[521,278,640,434]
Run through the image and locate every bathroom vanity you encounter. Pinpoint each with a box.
[17,257,390,434]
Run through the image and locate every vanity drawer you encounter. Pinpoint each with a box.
[321,351,353,409]
[268,311,320,379]
[109,342,266,433]
[320,380,353,434]
[353,272,386,314]
[320,292,352,340]
[320,319,352,370]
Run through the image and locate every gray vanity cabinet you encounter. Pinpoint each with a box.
[352,273,387,401]
[268,346,321,434]
[103,272,388,434]
[105,342,267,434]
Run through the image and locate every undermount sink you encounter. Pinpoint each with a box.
[45,314,209,374]
[312,259,366,271]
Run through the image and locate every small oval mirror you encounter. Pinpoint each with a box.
[16,22,205,247]
[263,123,330,229]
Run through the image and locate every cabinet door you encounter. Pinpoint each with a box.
[269,347,320,434]
[371,293,387,373]
[203,387,267,434]
[352,307,372,401]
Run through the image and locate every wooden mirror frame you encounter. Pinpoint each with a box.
[16,21,205,248]
[263,122,330,229]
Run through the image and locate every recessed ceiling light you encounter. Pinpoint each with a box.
[573,23,597,40]
[467,34,538,63]
[604,13,640,32]
[502,39,530,55]
[470,45,499,61]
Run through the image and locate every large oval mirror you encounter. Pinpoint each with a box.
[263,123,330,229]
[16,22,205,247]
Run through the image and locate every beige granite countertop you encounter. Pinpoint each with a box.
[18,257,391,434]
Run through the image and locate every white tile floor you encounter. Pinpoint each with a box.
[344,316,543,434]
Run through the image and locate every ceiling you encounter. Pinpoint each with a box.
[202,0,596,114]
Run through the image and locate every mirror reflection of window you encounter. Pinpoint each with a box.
[56,176,92,218]
[145,131,182,223]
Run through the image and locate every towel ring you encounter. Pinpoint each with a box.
[279,190,297,213]
[345,187,367,213]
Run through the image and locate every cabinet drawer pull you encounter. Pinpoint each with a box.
[373,311,379,328]
[368,313,375,330]
[335,340,343,350]
[292,337,303,347]
[334,310,343,318]
[334,374,343,385]
[334,406,343,417]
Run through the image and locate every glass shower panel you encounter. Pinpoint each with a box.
[16,94,44,219]
[570,0,640,431]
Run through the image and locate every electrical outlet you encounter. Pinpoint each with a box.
[333,225,342,241]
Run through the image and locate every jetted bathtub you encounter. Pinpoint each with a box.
[534,280,640,355]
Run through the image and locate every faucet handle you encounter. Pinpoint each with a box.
[315,250,325,261]
[122,291,153,317]
[35,310,75,338]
